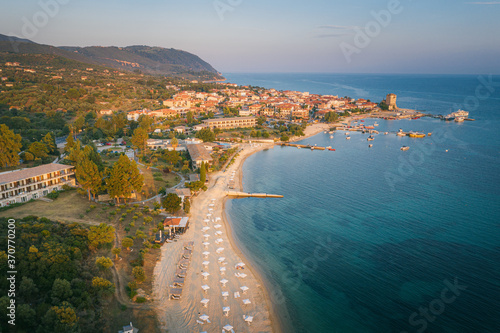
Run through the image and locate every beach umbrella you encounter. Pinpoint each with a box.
[215,217,221,221]
[201,285,210,292]
[214,224,222,229]
[242,299,251,305]
[202,261,210,267]
[235,262,245,269]
[216,238,223,243]
[220,267,226,274]
[222,291,229,299]
[199,314,210,321]
[203,219,210,224]
[240,286,249,293]
[202,251,210,258]
[237,273,247,279]
[203,242,210,248]
[202,272,210,279]
[207,214,212,217]
[244,315,254,324]
[203,234,210,239]
[216,247,224,253]
[201,298,209,307]
[215,231,223,236]
[220,278,228,286]
[211,198,216,201]
[223,324,233,331]
[202,226,210,232]
[223,306,230,316]
[218,257,226,263]
[209,203,215,207]
[208,208,213,212]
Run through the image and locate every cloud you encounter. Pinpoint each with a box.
[465,1,500,4]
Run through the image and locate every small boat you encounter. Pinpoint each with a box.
[455,117,465,122]
[326,146,331,149]
[297,146,301,149]
[397,131,406,137]
[409,132,426,138]
[328,148,336,151]
[411,116,421,120]
[400,146,410,151]
[310,147,314,150]
[367,136,374,141]
[374,122,379,126]
[324,131,327,133]
[428,133,432,136]
[328,131,334,134]
[368,144,373,148]
[330,135,334,139]
[384,132,389,135]
[345,132,350,135]
[360,120,365,122]
[346,136,351,140]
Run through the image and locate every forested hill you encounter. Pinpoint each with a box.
[0,34,222,80]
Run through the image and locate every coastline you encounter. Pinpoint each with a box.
[152,122,329,332]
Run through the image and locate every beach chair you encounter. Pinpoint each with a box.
[206,319,211,323]
[197,320,204,325]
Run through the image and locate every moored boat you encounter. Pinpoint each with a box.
[346,136,351,140]
[409,132,426,138]
[368,144,373,148]
[401,146,409,151]
[367,135,374,141]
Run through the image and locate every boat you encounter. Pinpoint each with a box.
[330,135,334,139]
[401,146,410,151]
[374,122,379,126]
[310,147,314,150]
[455,117,465,122]
[384,132,389,135]
[297,146,301,149]
[367,136,374,141]
[345,132,350,135]
[324,131,327,133]
[364,126,375,130]
[328,131,334,134]
[346,136,351,140]
[326,146,331,149]
[411,116,421,120]
[360,120,365,122]
[328,148,336,151]
[409,132,426,138]
[397,130,406,137]
[428,133,432,136]
[368,144,373,148]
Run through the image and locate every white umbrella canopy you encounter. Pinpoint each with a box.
[202,226,210,232]
[201,285,210,292]
[200,298,210,306]
[211,198,216,201]
[244,315,254,323]
[223,306,230,312]
[208,208,213,212]
[209,203,215,207]
[214,224,222,229]
[220,267,226,274]
[220,278,228,285]
[207,213,212,217]
[199,314,210,321]
[218,257,226,262]
[240,286,249,292]
[203,234,210,239]
[238,273,247,278]
[216,247,224,253]
[203,219,210,223]
[202,261,210,266]
[216,238,224,243]
[215,217,221,221]
[235,262,245,269]
[242,299,251,305]
[223,324,233,331]
[202,251,210,257]
[202,272,210,279]
[222,291,229,298]
[215,231,223,236]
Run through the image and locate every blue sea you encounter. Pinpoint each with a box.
[223,73,500,333]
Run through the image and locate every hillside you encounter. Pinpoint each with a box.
[0,34,222,80]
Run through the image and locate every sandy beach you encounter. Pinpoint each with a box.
[152,123,329,332]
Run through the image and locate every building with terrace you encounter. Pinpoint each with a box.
[202,116,256,129]
[0,163,75,207]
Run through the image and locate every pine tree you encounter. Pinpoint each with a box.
[64,132,75,154]
[75,155,103,201]
[200,161,206,183]
[0,124,22,167]
[106,155,144,203]
[42,132,56,155]
[131,127,148,155]
[27,142,49,159]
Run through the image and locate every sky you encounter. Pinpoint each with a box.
[1,0,500,74]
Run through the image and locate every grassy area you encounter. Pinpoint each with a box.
[0,190,111,224]
[104,298,161,333]
[138,165,180,199]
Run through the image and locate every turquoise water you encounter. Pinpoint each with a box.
[224,74,500,332]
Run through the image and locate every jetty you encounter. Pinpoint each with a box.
[278,143,329,150]
[226,191,284,198]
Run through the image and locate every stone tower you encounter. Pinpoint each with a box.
[385,93,397,110]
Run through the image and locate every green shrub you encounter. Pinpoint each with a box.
[90,205,96,209]
[135,296,146,303]
[46,191,60,200]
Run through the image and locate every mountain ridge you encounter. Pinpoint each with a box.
[0,34,222,80]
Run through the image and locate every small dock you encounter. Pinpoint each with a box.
[226,191,284,198]
[278,143,329,150]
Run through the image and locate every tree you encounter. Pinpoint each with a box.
[51,278,73,305]
[164,150,180,166]
[91,277,115,295]
[40,302,79,333]
[132,266,146,283]
[95,256,114,271]
[76,155,103,201]
[161,193,182,213]
[138,114,153,132]
[64,132,75,153]
[27,141,49,159]
[111,248,121,261]
[186,111,193,124]
[183,199,191,214]
[121,237,134,251]
[106,155,144,203]
[200,161,207,183]
[171,137,179,150]
[73,116,85,133]
[131,127,148,155]
[280,134,290,142]
[195,127,216,142]
[0,124,22,167]
[87,223,115,250]
[42,132,56,155]
[19,277,38,300]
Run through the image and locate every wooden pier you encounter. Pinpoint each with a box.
[278,143,331,150]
